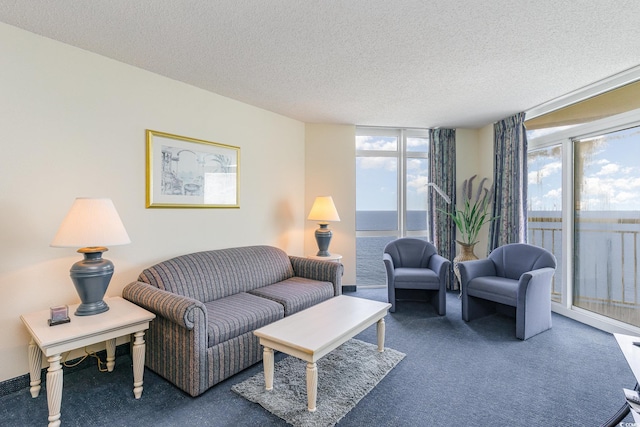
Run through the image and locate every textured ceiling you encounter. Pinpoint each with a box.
[1,1,640,128]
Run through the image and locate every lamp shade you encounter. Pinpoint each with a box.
[307,196,340,222]
[51,197,131,248]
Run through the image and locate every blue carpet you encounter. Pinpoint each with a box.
[0,288,635,426]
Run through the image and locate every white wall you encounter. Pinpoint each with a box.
[0,23,306,381]
[304,124,356,286]
[455,127,494,257]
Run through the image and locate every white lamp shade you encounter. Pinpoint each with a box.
[307,196,340,222]
[51,197,131,248]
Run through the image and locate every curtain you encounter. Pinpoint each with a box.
[489,112,528,251]
[428,128,456,289]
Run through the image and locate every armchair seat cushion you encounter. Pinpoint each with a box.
[467,276,518,306]
[248,277,335,316]
[394,268,441,289]
[205,292,285,347]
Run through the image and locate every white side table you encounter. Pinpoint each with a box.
[21,297,155,427]
[307,253,343,263]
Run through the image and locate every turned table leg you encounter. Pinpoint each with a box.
[377,317,386,352]
[306,362,318,412]
[46,354,63,427]
[263,347,274,391]
[28,338,42,398]
[106,338,116,372]
[132,331,146,399]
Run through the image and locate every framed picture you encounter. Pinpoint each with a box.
[146,130,240,208]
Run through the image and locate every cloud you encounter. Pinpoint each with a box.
[528,161,561,184]
[355,136,396,151]
[596,163,620,176]
[358,157,397,171]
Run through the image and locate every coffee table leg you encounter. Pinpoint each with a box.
[306,362,318,412]
[377,317,386,352]
[263,347,274,391]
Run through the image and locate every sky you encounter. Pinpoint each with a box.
[355,135,429,211]
[528,125,640,211]
[356,124,640,213]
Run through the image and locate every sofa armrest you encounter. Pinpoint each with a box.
[289,256,343,296]
[517,267,556,301]
[458,258,497,287]
[122,281,207,330]
[428,254,451,284]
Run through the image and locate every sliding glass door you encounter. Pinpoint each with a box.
[573,127,640,327]
[528,112,640,332]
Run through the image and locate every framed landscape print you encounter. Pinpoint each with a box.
[146,130,240,208]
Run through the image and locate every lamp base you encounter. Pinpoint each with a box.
[70,247,113,316]
[314,223,333,257]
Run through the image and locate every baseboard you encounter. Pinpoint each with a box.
[0,343,131,398]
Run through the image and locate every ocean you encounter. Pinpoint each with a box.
[356,210,427,286]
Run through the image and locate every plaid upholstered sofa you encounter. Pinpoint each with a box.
[122,245,342,396]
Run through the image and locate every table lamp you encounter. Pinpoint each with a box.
[307,196,340,256]
[51,197,131,316]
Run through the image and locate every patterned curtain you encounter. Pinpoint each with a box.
[428,128,456,289]
[489,112,528,251]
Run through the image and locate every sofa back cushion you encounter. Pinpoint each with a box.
[384,238,436,268]
[138,245,295,302]
[489,243,557,280]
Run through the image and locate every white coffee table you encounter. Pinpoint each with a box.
[21,297,155,427]
[253,295,391,412]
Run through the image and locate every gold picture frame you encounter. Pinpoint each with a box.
[146,130,240,208]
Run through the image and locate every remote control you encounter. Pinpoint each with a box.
[624,388,640,411]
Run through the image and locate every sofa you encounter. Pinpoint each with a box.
[122,245,342,397]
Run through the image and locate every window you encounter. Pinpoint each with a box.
[527,108,640,333]
[355,127,429,286]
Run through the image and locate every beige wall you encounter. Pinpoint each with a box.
[304,124,356,285]
[455,126,494,257]
[0,23,307,381]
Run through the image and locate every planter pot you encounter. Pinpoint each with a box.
[453,241,479,295]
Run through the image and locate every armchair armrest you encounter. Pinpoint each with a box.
[289,256,343,296]
[428,254,450,279]
[458,258,497,287]
[122,281,207,330]
[517,267,556,301]
[383,252,395,281]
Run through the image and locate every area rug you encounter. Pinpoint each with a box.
[231,338,405,427]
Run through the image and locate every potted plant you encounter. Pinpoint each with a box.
[447,175,495,251]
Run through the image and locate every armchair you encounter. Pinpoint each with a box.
[458,243,557,340]
[383,238,450,315]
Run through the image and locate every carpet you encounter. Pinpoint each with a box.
[231,338,405,427]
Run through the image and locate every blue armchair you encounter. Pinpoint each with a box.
[458,243,557,340]
[383,238,450,315]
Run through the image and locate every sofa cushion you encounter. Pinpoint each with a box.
[393,267,440,289]
[138,245,295,302]
[467,276,518,306]
[204,292,285,346]
[248,277,335,316]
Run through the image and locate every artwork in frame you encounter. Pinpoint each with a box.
[146,130,240,208]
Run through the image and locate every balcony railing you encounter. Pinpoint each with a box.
[528,212,640,328]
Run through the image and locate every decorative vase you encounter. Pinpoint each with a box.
[453,241,479,296]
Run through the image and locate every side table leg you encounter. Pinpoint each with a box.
[132,331,146,399]
[28,338,42,398]
[46,354,63,427]
[306,362,318,412]
[106,338,116,372]
[376,317,386,352]
[263,347,274,391]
